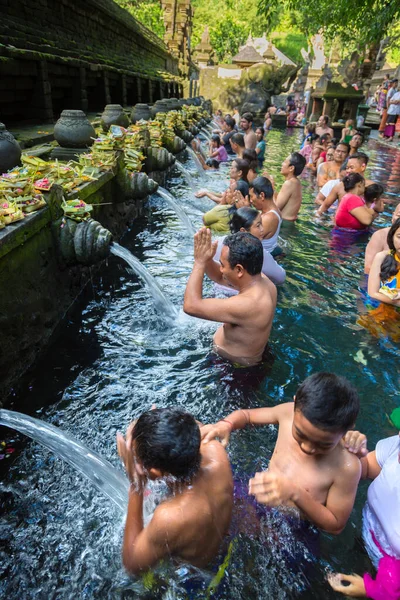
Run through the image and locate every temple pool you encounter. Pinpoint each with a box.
[1,130,399,599]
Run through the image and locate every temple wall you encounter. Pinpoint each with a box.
[0,0,182,122]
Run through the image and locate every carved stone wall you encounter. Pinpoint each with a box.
[161,0,193,77]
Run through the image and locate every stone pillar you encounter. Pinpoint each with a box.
[137,77,142,102]
[148,79,153,104]
[32,60,54,122]
[79,67,88,112]
[310,98,323,122]
[121,74,127,106]
[322,99,333,118]
[104,71,111,104]
[189,79,193,97]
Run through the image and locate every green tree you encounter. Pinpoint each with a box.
[115,0,165,39]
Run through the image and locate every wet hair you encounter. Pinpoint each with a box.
[211,134,221,147]
[336,142,350,154]
[132,407,201,481]
[321,115,330,125]
[308,133,319,144]
[348,151,369,166]
[255,126,264,138]
[234,158,250,182]
[243,148,257,162]
[235,179,249,197]
[229,206,259,233]
[241,112,253,123]
[351,131,364,143]
[342,172,364,192]
[289,152,306,176]
[249,176,274,199]
[330,137,339,146]
[230,132,245,148]
[248,160,259,173]
[223,231,263,275]
[380,218,400,283]
[320,133,331,143]
[294,372,360,433]
[205,158,220,169]
[364,183,383,204]
[224,116,235,130]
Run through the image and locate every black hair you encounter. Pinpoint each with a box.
[348,151,369,166]
[132,407,201,482]
[289,152,306,176]
[364,183,383,204]
[249,175,274,199]
[320,133,331,142]
[294,372,360,432]
[224,116,235,130]
[211,134,221,146]
[248,160,259,172]
[233,158,250,182]
[308,133,320,143]
[229,206,259,233]
[255,126,264,138]
[205,158,220,169]
[223,231,263,275]
[321,115,330,124]
[235,179,250,197]
[242,148,257,162]
[230,132,245,148]
[380,218,400,283]
[342,172,364,192]
[241,112,253,122]
[336,141,350,153]
[330,137,339,146]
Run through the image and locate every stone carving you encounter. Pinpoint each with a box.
[131,104,152,123]
[193,26,215,67]
[54,110,95,148]
[310,33,326,70]
[337,51,360,85]
[101,104,130,132]
[0,123,22,173]
[58,218,113,266]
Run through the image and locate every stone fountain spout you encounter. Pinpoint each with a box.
[57,218,113,266]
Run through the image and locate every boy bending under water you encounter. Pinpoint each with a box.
[201,372,362,534]
[117,407,233,574]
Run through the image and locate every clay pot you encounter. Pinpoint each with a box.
[54,110,95,148]
[131,103,151,123]
[0,123,22,173]
[101,104,130,132]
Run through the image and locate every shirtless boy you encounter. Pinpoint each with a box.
[240,113,257,150]
[184,228,277,365]
[317,142,349,188]
[249,176,282,250]
[117,407,233,574]
[316,152,374,216]
[364,203,400,273]
[201,372,362,535]
[276,152,306,221]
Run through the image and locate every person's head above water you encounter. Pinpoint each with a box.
[230,132,245,155]
[364,183,384,205]
[392,203,400,224]
[281,152,306,177]
[220,232,263,285]
[211,134,221,148]
[240,112,253,131]
[293,372,360,455]
[230,158,249,182]
[350,132,364,150]
[380,217,400,283]
[132,407,201,483]
[242,148,257,163]
[248,176,274,209]
[345,152,369,175]
[223,116,235,132]
[333,142,350,163]
[229,206,263,239]
[342,172,365,196]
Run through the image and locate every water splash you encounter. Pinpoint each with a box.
[175,160,195,189]
[187,147,206,176]
[110,243,178,320]
[157,187,196,235]
[0,409,128,512]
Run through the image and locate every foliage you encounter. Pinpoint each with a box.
[271,32,308,64]
[114,0,165,39]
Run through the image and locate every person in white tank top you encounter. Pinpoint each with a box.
[249,176,283,253]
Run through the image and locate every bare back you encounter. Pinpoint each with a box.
[152,441,233,567]
[213,276,277,364]
[276,178,303,221]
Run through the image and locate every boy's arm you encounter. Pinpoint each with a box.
[201,404,291,447]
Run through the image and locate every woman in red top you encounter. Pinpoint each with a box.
[335,173,384,230]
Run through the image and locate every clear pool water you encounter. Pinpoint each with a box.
[1,130,399,599]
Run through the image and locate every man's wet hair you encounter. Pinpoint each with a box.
[235,180,249,197]
[364,183,384,203]
[294,372,360,433]
[343,172,364,192]
[224,116,235,130]
[336,141,350,153]
[352,131,364,142]
[321,115,330,125]
[289,152,306,176]
[223,231,263,275]
[241,112,253,123]
[230,132,245,148]
[132,407,201,482]
[242,148,257,162]
[249,176,274,199]
[348,151,369,166]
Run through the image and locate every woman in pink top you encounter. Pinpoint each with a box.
[335,173,384,230]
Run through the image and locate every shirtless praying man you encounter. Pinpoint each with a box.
[275,153,306,221]
[117,407,233,574]
[183,228,277,366]
[201,372,362,535]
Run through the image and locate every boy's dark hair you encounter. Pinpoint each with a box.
[364,183,383,204]
[243,148,257,162]
[132,407,201,481]
[380,218,400,283]
[294,372,360,432]
[241,112,253,122]
[224,116,235,130]
[249,176,274,199]
[289,152,306,176]
[230,132,245,148]
[343,172,364,192]
[223,231,263,275]
[348,151,369,166]
[211,134,221,146]
[234,158,250,182]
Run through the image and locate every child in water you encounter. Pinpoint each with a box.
[201,372,362,535]
[328,407,400,599]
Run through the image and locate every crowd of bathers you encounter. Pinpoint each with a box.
[118,108,400,599]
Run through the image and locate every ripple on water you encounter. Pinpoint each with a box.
[1,130,400,599]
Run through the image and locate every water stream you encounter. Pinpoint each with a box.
[186,147,206,177]
[157,187,196,235]
[175,160,196,188]
[1,130,399,599]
